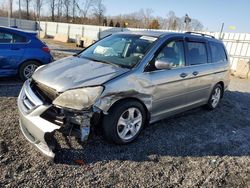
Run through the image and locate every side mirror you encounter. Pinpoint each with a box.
[155,58,173,70]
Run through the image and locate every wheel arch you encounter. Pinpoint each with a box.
[18,59,43,80]
[18,59,43,70]
[217,81,225,97]
[106,97,151,124]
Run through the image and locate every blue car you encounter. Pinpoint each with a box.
[0,26,53,80]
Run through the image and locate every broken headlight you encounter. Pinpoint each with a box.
[53,86,103,110]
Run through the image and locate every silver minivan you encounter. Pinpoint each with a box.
[18,31,230,157]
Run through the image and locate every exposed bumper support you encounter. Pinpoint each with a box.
[17,80,93,158]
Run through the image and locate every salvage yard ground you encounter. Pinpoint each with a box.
[42,38,82,57]
[0,43,250,187]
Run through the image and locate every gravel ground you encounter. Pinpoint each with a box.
[0,77,250,187]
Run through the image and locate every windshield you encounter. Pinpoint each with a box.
[78,34,157,68]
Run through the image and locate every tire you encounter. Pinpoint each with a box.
[19,61,41,81]
[102,100,147,144]
[206,83,223,110]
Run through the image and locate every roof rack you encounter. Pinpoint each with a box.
[185,32,215,39]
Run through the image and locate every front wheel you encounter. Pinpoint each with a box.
[19,61,40,81]
[102,100,147,144]
[206,84,222,110]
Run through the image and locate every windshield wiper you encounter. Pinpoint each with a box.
[81,56,127,68]
[99,59,131,69]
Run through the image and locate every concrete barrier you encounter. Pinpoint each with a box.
[0,17,37,30]
[39,31,47,39]
[82,37,95,47]
[232,59,250,79]
[53,33,69,43]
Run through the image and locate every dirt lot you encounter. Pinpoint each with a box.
[0,76,249,187]
[42,38,82,60]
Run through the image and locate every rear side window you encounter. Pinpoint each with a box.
[0,32,27,43]
[210,42,227,63]
[13,34,27,43]
[186,42,208,65]
[0,32,13,43]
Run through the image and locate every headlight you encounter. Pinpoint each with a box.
[53,86,103,110]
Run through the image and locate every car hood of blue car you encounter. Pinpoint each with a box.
[32,56,130,92]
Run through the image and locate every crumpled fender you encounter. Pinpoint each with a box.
[94,74,155,114]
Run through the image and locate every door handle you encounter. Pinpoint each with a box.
[180,73,188,78]
[192,71,199,76]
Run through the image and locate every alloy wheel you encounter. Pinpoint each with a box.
[23,64,38,79]
[117,107,143,141]
[211,87,221,108]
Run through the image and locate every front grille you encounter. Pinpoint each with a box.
[20,80,44,112]
[22,95,36,111]
[30,80,58,104]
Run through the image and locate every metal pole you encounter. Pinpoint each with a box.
[219,23,224,39]
[19,0,21,19]
[19,0,21,28]
[184,14,191,32]
[37,0,41,37]
[8,0,11,27]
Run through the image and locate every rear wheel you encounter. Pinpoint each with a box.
[206,84,222,110]
[19,61,40,81]
[102,100,147,144]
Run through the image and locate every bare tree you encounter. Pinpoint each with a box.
[56,0,62,21]
[143,9,153,28]
[0,0,7,17]
[107,9,158,29]
[48,0,56,21]
[8,0,13,18]
[148,19,160,29]
[23,0,32,19]
[79,0,93,19]
[164,11,179,30]
[189,19,204,31]
[130,9,153,28]
[63,0,70,22]
[93,0,106,25]
[0,1,204,30]
[33,0,43,21]
[72,0,76,22]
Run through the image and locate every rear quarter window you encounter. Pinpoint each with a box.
[13,34,27,43]
[209,42,227,63]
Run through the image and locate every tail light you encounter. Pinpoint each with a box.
[42,46,50,53]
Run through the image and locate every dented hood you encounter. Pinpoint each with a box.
[32,56,129,92]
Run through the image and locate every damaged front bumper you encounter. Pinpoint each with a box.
[17,80,93,158]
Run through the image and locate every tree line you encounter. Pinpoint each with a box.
[0,0,204,31]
